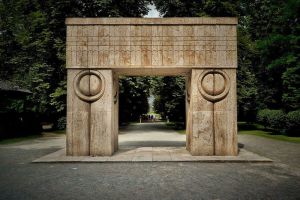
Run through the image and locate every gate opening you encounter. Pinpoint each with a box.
[117,76,187,150]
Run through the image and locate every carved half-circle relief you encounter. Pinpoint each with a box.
[198,70,230,102]
[74,70,105,102]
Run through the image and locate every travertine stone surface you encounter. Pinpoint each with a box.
[187,69,214,155]
[66,18,238,156]
[66,18,237,70]
[90,70,115,156]
[185,76,191,151]
[186,69,237,156]
[65,18,238,25]
[67,69,118,156]
[66,70,90,156]
[214,69,237,155]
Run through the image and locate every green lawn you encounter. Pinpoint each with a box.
[173,122,300,143]
[0,130,66,145]
[0,135,41,145]
[239,130,300,143]
[176,129,186,134]
[51,130,66,134]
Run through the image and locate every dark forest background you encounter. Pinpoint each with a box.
[0,0,299,136]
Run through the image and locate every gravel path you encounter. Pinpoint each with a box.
[0,123,299,200]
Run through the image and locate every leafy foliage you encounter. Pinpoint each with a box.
[0,0,150,124]
[152,0,252,122]
[119,77,151,123]
[236,27,258,121]
[257,109,300,136]
[286,110,300,136]
[151,77,185,122]
[257,109,286,132]
[154,0,300,124]
[242,0,300,111]
[153,0,239,17]
[0,0,299,132]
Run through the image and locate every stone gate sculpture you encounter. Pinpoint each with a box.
[66,17,238,156]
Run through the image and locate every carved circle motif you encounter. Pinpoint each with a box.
[74,70,105,102]
[198,70,230,102]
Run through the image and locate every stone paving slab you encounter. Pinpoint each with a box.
[32,147,272,163]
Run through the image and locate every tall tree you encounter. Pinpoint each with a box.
[153,0,256,122]
[0,0,150,124]
[242,0,300,111]
[119,77,151,123]
[152,76,185,122]
[154,0,239,17]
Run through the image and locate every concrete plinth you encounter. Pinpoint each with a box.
[33,148,272,163]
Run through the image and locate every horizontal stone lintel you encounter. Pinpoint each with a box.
[66,17,238,25]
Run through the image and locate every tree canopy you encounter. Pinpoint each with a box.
[0,0,150,124]
[152,0,300,122]
[0,0,299,127]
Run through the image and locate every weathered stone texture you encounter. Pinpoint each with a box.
[66,18,238,156]
[66,18,237,70]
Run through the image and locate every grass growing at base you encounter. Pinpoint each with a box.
[239,130,300,143]
[52,130,66,134]
[176,129,186,134]
[0,135,41,145]
[0,130,66,145]
[166,122,185,130]
[172,122,300,143]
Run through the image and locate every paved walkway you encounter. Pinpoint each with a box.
[32,122,271,162]
[0,122,299,200]
[119,122,186,147]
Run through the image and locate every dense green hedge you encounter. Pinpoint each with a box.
[286,111,300,136]
[257,109,300,136]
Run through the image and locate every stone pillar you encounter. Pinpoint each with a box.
[188,69,214,155]
[66,69,116,156]
[187,69,237,156]
[66,69,90,156]
[89,70,115,156]
[213,69,237,155]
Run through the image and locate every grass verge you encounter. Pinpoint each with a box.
[176,129,186,134]
[239,130,300,143]
[51,130,66,134]
[0,130,66,145]
[173,122,300,143]
[0,135,41,145]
